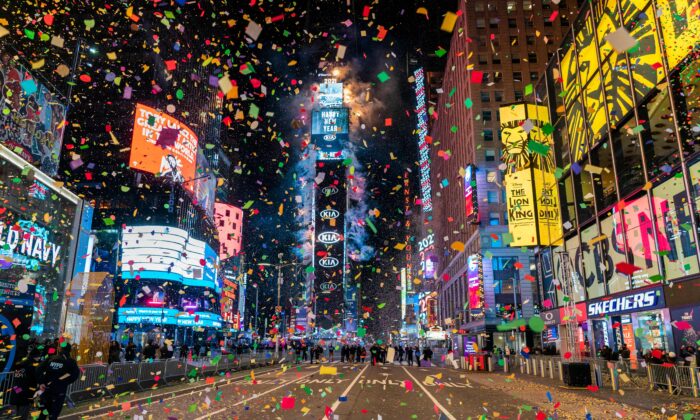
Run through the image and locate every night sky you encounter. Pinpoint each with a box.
[0,0,454,338]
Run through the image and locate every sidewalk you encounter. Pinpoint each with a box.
[462,368,700,419]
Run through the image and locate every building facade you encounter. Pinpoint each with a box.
[528,0,700,361]
[214,202,243,260]
[427,0,580,353]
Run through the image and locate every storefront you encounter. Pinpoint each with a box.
[586,286,671,359]
[0,144,85,372]
[539,303,589,355]
[665,282,700,356]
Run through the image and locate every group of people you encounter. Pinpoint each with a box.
[288,341,434,367]
[10,339,80,420]
[642,345,700,366]
[108,340,215,364]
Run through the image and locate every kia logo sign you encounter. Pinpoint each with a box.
[320,209,340,220]
[317,232,340,244]
[319,281,338,292]
[319,256,339,268]
[322,186,338,196]
[323,134,336,141]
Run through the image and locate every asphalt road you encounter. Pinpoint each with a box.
[60,361,670,419]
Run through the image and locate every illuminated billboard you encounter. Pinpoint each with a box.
[313,160,346,330]
[417,233,436,280]
[120,225,220,291]
[129,104,198,191]
[464,164,478,223]
[214,202,243,260]
[413,68,433,213]
[500,103,563,247]
[117,307,222,328]
[658,0,700,69]
[467,254,484,313]
[0,49,67,176]
[311,108,348,154]
[318,81,343,107]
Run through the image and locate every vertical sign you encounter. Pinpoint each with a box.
[464,164,479,223]
[313,160,346,330]
[500,103,563,246]
[413,68,432,213]
[467,254,484,314]
[401,268,407,322]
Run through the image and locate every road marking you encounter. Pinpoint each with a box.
[401,366,457,420]
[194,369,318,419]
[70,364,305,419]
[326,364,368,419]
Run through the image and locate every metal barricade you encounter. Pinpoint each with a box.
[66,364,111,404]
[164,359,188,382]
[675,365,698,397]
[0,371,14,409]
[647,364,679,395]
[137,360,167,387]
[108,362,142,393]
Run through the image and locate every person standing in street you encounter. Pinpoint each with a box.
[406,346,414,366]
[125,342,137,362]
[11,348,41,419]
[36,343,80,420]
[328,344,334,362]
[397,345,404,365]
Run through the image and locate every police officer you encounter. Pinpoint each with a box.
[36,343,80,420]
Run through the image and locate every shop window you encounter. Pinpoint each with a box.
[611,124,645,198]
[573,170,595,223]
[589,141,617,211]
[559,174,578,231]
[638,89,682,180]
[484,128,494,141]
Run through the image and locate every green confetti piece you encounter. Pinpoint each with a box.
[188,403,197,413]
[528,316,545,333]
[365,217,377,234]
[450,125,458,133]
[305,265,315,274]
[435,47,447,57]
[377,303,386,309]
[103,218,115,226]
[542,123,554,135]
[527,140,550,156]
[524,83,533,96]
[377,71,390,82]
[464,98,473,108]
[357,327,366,338]
[176,89,184,100]
[24,29,36,39]
[242,200,254,209]
[249,103,260,119]
[448,87,456,97]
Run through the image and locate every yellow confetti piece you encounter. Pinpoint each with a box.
[440,12,458,33]
[319,365,337,375]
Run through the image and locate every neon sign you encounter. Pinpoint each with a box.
[0,220,62,270]
[413,68,432,213]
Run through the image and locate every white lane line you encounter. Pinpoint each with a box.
[401,366,457,420]
[194,369,318,419]
[326,364,369,419]
[73,364,309,419]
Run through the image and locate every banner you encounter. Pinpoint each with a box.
[464,164,478,222]
[467,254,484,313]
[500,103,562,246]
[129,104,198,191]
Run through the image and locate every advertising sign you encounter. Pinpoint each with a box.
[313,160,346,329]
[318,82,343,108]
[464,164,478,222]
[587,286,664,318]
[413,68,433,213]
[120,225,219,291]
[129,104,198,191]
[311,108,348,154]
[117,307,222,328]
[418,233,436,280]
[658,0,700,71]
[467,254,484,311]
[194,151,216,218]
[500,103,562,246]
[214,203,243,260]
[0,51,67,176]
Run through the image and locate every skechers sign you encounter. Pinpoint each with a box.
[320,209,339,220]
[319,256,339,268]
[317,232,340,244]
[587,287,664,317]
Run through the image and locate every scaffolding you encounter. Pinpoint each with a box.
[556,251,582,361]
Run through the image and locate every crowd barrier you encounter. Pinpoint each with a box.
[0,371,14,410]
[476,354,700,397]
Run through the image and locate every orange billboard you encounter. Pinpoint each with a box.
[129,104,198,192]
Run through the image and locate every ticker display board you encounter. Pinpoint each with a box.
[314,160,346,330]
[311,108,349,154]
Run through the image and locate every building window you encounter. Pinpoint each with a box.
[484,129,494,141]
[478,54,488,65]
[530,71,539,81]
[485,149,496,161]
[494,91,503,102]
[561,16,569,26]
[489,17,499,28]
[487,191,499,203]
[482,110,492,121]
[510,36,519,46]
[507,1,516,13]
[482,72,491,83]
[481,91,490,102]
[508,18,517,28]
[513,71,522,82]
[475,1,485,11]
[526,35,535,45]
[487,171,498,182]
[515,90,524,101]
[225,210,230,216]
[477,18,486,29]
[492,54,501,65]
[511,53,520,64]
[525,18,534,28]
[523,0,533,10]
[494,72,503,83]
[489,212,500,225]
[487,3,497,11]
[527,52,537,63]
[219,220,225,227]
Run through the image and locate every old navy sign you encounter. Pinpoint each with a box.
[587,287,664,318]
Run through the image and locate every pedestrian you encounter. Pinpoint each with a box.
[143,340,156,360]
[36,343,80,420]
[398,345,404,365]
[179,343,189,360]
[11,347,41,419]
[422,346,433,367]
[302,342,308,362]
[340,344,347,363]
[415,346,421,367]
[328,345,334,362]
[370,344,379,366]
[108,340,121,365]
[193,342,201,360]
[125,342,137,362]
[360,347,367,363]
[406,346,414,366]
[349,345,356,363]
[309,343,315,364]
[356,345,361,363]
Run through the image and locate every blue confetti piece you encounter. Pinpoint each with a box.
[339,396,348,402]
[546,391,553,402]
[571,162,582,175]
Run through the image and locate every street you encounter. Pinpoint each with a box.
[58,360,685,419]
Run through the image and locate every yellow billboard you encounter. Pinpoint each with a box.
[501,103,563,247]
[658,0,700,70]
